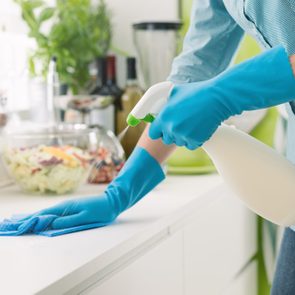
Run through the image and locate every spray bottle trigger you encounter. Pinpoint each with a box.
[142,114,155,123]
[127,113,156,127]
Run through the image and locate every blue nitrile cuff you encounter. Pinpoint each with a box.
[105,147,166,215]
[215,45,295,118]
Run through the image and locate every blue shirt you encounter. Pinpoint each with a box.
[168,0,295,224]
[169,0,295,82]
[169,0,295,157]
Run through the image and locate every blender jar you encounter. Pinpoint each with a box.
[133,21,182,89]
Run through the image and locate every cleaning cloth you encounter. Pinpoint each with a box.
[0,214,110,237]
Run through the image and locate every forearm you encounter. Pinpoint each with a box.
[137,125,176,163]
[290,54,295,77]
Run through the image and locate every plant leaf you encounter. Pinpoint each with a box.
[38,7,54,24]
[28,55,36,76]
[27,0,44,9]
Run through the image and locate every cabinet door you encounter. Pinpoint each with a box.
[82,231,183,295]
[226,261,257,295]
[183,187,257,295]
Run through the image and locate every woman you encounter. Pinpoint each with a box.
[1,1,295,292]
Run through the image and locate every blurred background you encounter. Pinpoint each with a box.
[0,0,179,111]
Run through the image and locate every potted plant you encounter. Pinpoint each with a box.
[15,0,112,94]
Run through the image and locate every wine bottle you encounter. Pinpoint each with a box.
[116,57,145,157]
[106,55,123,134]
[106,55,123,99]
[90,57,116,132]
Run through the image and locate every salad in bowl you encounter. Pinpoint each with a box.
[1,124,96,194]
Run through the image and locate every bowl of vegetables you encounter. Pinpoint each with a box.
[1,124,97,194]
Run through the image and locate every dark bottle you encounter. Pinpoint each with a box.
[106,55,123,98]
[116,57,145,157]
[90,57,116,132]
[106,55,123,134]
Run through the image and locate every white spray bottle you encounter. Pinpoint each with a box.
[127,81,295,226]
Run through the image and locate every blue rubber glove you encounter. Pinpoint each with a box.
[0,147,165,236]
[149,45,295,150]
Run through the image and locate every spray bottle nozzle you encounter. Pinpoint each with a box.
[126,114,141,127]
[126,113,156,127]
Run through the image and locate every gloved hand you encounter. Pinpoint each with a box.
[149,45,295,150]
[0,147,165,236]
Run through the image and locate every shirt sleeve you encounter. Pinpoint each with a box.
[168,0,244,83]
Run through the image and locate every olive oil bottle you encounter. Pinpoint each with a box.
[116,57,145,157]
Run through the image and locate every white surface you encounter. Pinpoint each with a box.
[0,0,26,34]
[0,175,223,295]
[183,187,256,294]
[85,231,184,295]
[226,261,257,295]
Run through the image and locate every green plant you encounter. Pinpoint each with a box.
[15,0,112,93]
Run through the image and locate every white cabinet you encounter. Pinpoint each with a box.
[79,187,257,295]
[82,231,184,295]
[183,189,257,295]
[226,262,257,295]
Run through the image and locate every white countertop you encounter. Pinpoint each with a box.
[0,174,223,295]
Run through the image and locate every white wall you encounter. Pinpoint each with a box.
[0,0,33,111]
[106,0,179,55]
[0,0,25,33]
[0,0,179,39]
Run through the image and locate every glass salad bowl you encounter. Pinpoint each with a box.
[1,124,97,194]
[1,123,125,194]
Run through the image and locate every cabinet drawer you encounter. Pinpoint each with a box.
[82,231,183,295]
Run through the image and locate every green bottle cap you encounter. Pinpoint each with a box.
[127,114,141,127]
[127,113,156,127]
[143,113,155,123]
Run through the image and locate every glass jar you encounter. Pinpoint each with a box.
[87,124,125,184]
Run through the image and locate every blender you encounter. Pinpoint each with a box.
[133,21,182,89]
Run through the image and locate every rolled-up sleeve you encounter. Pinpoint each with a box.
[168,0,244,83]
